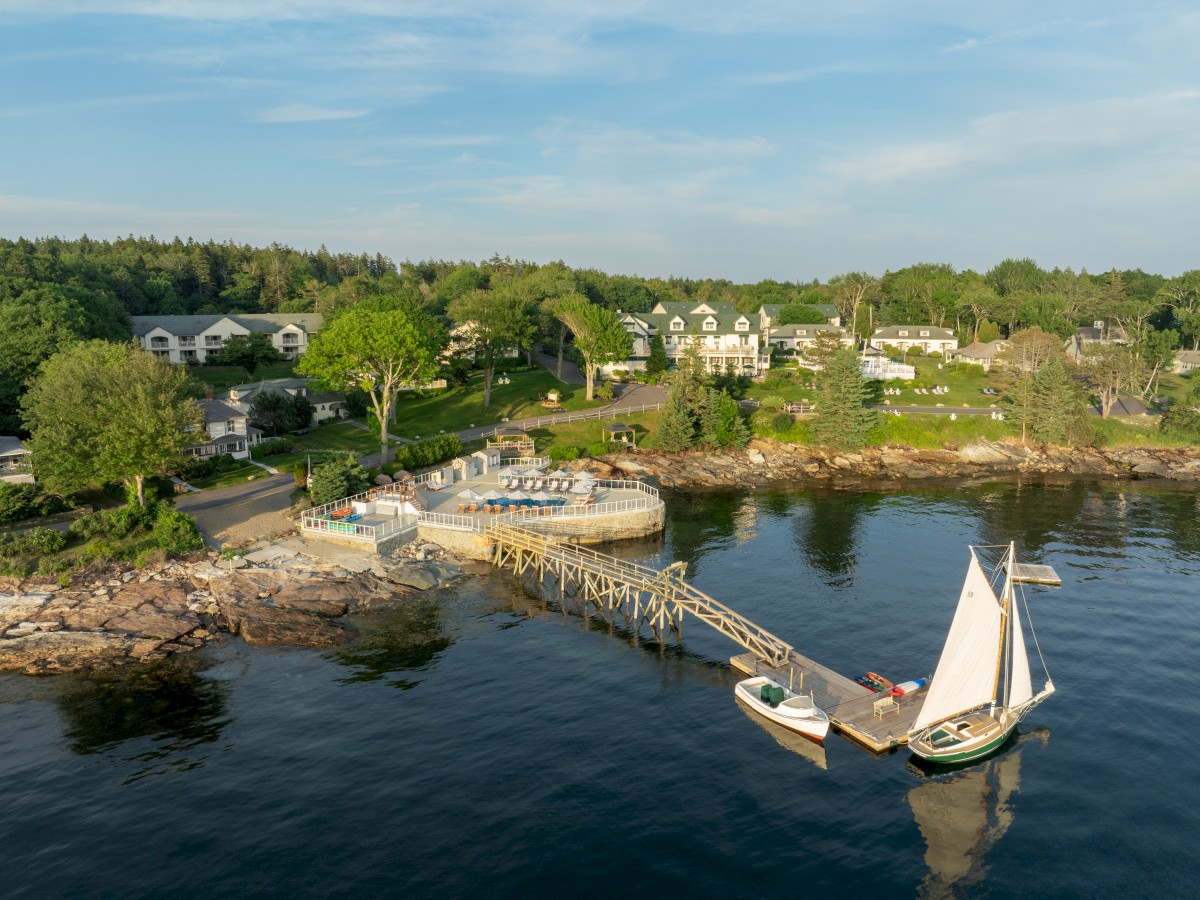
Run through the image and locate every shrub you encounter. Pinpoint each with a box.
[0,483,72,526]
[70,503,155,541]
[252,436,294,459]
[0,527,68,557]
[595,381,615,401]
[152,507,204,554]
[547,445,580,461]
[759,395,787,410]
[391,434,462,472]
[178,453,238,481]
[294,461,308,487]
[586,440,615,457]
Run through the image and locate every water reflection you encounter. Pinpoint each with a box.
[792,488,876,584]
[907,728,1049,897]
[737,703,828,770]
[56,659,229,779]
[333,596,451,689]
[665,491,746,570]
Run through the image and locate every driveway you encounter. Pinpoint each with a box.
[175,473,297,547]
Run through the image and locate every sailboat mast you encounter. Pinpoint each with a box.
[989,542,1015,711]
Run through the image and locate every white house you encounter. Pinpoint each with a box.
[758,303,841,330]
[1173,349,1200,374]
[608,301,770,377]
[130,313,324,364]
[767,323,855,357]
[225,377,347,425]
[947,339,1008,372]
[0,436,33,484]
[1065,321,1130,362]
[869,325,959,356]
[189,397,262,460]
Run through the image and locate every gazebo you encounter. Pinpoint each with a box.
[486,425,535,457]
[602,422,636,447]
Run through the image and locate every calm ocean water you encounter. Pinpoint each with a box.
[2,480,1198,898]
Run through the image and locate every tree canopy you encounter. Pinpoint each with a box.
[297,303,445,463]
[22,341,202,506]
[211,332,284,380]
[554,298,632,401]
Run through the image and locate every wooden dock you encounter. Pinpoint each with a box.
[487,520,926,754]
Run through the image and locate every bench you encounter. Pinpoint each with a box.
[873,696,900,718]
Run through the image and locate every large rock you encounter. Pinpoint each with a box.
[387,565,439,591]
[0,631,137,674]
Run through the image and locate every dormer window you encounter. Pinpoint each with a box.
[798,329,807,336]
[735,318,749,331]
[670,318,684,331]
[898,330,909,337]
[702,318,717,332]
[920,330,930,337]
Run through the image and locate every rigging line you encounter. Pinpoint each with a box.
[1017,579,1052,679]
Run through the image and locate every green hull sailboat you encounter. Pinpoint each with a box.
[909,543,1055,765]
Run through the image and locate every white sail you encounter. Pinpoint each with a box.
[914,554,1004,731]
[1006,583,1034,710]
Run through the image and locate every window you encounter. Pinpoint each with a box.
[205,336,224,347]
[150,337,169,348]
[670,319,684,331]
[178,335,196,347]
[739,335,749,346]
[920,330,930,337]
[798,329,807,336]
[735,319,749,331]
[282,334,299,345]
[703,319,717,332]
[898,330,909,337]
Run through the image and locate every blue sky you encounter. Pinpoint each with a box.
[1,1,1197,281]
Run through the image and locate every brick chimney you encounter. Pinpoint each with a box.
[205,387,213,401]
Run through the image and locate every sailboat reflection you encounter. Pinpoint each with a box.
[907,728,1050,897]
[737,702,828,770]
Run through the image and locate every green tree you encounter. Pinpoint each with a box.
[554,298,633,401]
[810,347,878,449]
[1081,342,1141,418]
[777,303,826,325]
[1030,359,1092,446]
[22,341,202,507]
[250,391,314,436]
[308,454,373,505]
[999,327,1067,442]
[656,383,697,451]
[699,390,749,448]
[447,286,534,407]
[297,304,445,464]
[801,328,845,371]
[646,333,669,379]
[211,332,284,380]
[1160,376,1200,436]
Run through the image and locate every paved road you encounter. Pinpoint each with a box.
[176,473,296,546]
[534,349,584,385]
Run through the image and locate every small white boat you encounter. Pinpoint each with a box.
[734,675,830,742]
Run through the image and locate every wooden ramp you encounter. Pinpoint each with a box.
[488,521,925,753]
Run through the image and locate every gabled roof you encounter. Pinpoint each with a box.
[627,309,760,335]
[872,325,956,339]
[0,435,29,456]
[130,313,324,338]
[651,300,740,317]
[770,323,846,338]
[197,398,248,421]
[952,339,1007,359]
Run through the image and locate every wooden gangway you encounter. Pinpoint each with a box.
[488,522,794,667]
[487,521,927,752]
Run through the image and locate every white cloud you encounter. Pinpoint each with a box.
[255,103,369,123]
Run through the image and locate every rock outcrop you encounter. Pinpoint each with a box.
[0,538,468,674]
[595,440,1200,489]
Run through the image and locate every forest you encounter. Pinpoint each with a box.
[2,234,1197,434]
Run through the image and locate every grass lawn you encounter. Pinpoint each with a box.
[876,412,1016,449]
[1154,372,1196,408]
[190,464,271,489]
[389,370,606,439]
[1090,416,1191,448]
[293,422,384,453]
[188,360,298,390]
[529,411,661,452]
[880,359,1001,408]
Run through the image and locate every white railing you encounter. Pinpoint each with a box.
[484,403,662,435]
[301,484,421,543]
[593,479,659,499]
[497,457,550,469]
[417,511,482,532]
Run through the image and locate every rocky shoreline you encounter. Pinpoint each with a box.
[0,537,483,675]
[597,439,1200,488]
[4,438,1198,676]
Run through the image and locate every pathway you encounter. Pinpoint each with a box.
[533,350,584,385]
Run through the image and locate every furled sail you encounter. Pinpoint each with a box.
[1005,583,1034,710]
[914,554,1004,731]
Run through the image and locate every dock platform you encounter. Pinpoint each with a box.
[731,651,930,753]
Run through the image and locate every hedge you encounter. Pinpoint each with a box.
[388,433,463,472]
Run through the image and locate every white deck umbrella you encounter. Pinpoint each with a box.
[481,489,504,500]
[508,489,530,501]
[456,488,482,501]
[529,490,553,501]
[548,469,572,479]
[570,482,592,494]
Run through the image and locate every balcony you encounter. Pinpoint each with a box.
[204,337,224,348]
[178,336,196,348]
[150,338,169,349]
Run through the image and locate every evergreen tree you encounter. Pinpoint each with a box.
[810,346,878,449]
[656,384,697,451]
[1030,359,1092,446]
[646,333,668,378]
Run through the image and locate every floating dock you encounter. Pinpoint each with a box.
[729,652,930,753]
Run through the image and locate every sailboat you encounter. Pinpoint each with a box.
[908,543,1055,764]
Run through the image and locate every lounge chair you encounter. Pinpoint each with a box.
[457,503,467,513]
